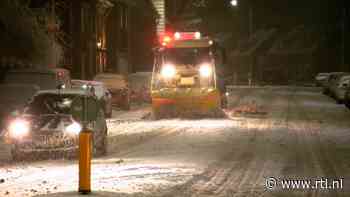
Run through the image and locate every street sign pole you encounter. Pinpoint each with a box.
[79,90,92,194]
[79,126,92,194]
[70,85,98,195]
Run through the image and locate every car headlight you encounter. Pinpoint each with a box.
[199,64,212,78]
[65,122,82,136]
[8,119,30,139]
[161,64,176,79]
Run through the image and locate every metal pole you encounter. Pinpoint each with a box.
[249,5,253,86]
[249,6,253,39]
[52,0,57,67]
[341,7,346,69]
[79,90,92,194]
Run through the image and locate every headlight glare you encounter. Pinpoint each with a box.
[65,122,82,136]
[199,64,212,78]
[161,64,176,79]
[9,119,30,139]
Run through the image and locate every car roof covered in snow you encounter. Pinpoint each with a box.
[94,73,126,80]
[93,73,127,89]
[316,73,330,76]
[72,79,104,86]
[339,74,350,81]
[36,89,91,96]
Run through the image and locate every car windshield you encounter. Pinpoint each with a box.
[164,47,210,65]
[25,94,78,115]
[5,73,56,90]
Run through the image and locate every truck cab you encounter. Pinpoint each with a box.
[151,32,223,118]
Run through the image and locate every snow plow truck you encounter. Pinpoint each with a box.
[151,32,225,119]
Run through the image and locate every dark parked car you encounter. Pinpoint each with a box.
[94,73,130,110]
[327,73,350,98]
[323,72,346,95]
[72,80,113,118]
[129,72,152,104]
[3,89,107,160]
[314,73,330,87]
[344,87,350,109]
[333,75,350,104]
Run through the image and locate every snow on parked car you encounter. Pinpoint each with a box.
[333,74,350,104]
[2,89,107,160]
[94,73,130,110]
[129,72,152,103]
[72,80,113,118]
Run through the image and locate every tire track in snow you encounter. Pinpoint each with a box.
[288,88,348,197]
[158,88,286,197]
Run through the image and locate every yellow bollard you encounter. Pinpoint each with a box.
[79,128,92,194]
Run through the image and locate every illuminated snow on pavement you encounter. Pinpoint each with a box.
[0,86,350,197]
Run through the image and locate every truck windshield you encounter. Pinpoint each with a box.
[164,47,210,65]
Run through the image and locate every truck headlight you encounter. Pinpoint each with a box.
[8,119,30,139]
[161,64,176,79]
[199,64,212,78]
[65,122,82,136]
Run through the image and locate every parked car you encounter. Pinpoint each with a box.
[323,72,346,95]
[333,75,350,104]
[72,80,112,118]
[344,87,350,109]
[3,68,72,90]
[328,73,350,97]
[0,84,39,134]
[93,73,130,110]
[129,72,152,103]
[3,89,107,160]
[314,73,330,87]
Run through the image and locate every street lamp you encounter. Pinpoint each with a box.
[230,0,238,7]
[97,41,102,49]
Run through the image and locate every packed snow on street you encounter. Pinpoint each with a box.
[0,86,349,197]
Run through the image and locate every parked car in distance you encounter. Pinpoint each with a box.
[3,68,72,90]
[0,84,39,134]
[333,75,350,104]
[3,89,107,160]
[323,72,346,95]
[93,73,130,110]
[344,87,350,109]
[314,73,330,87]
[328,72,350,98]
[72,80,112,118]
[129,72,152,104]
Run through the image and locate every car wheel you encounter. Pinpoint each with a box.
[95,126,107,156]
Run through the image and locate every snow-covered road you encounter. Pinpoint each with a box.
[0,86,349,197]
